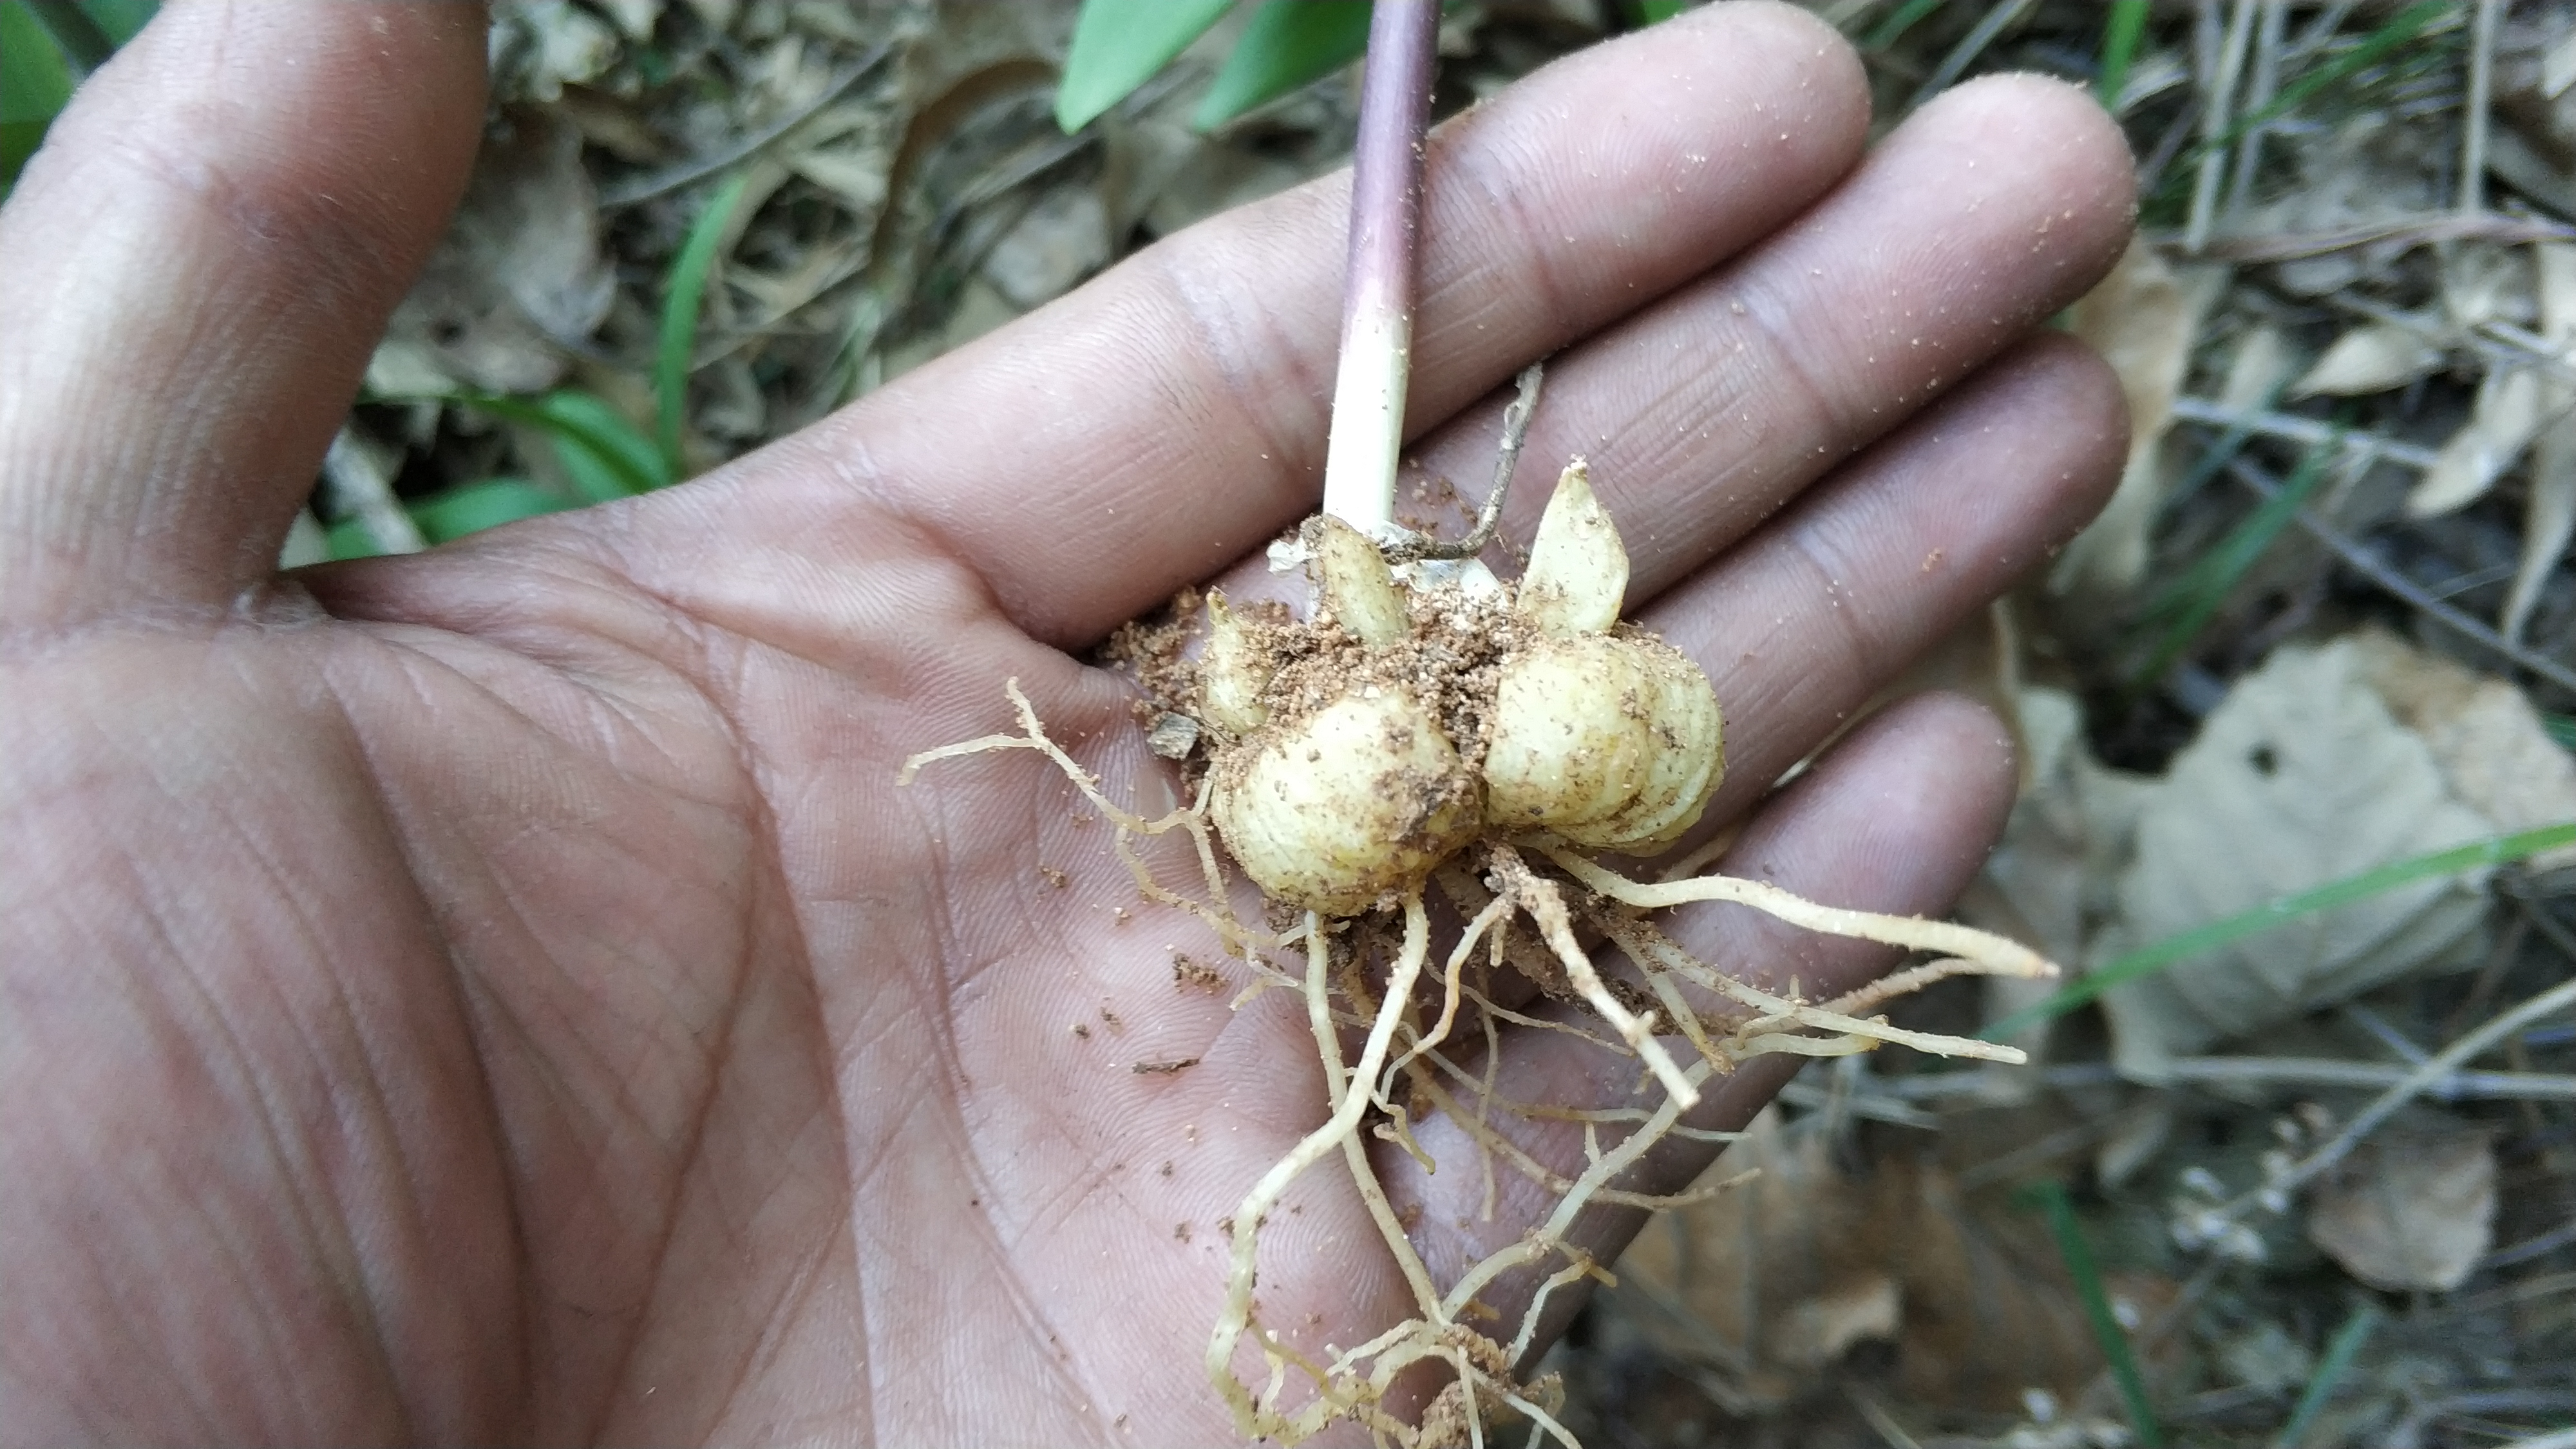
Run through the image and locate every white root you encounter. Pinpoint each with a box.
[907,604,2062,1443]
[1537,840,2056,980]
[1488,845,1701,1110]
[1211,901,1442,1439]
[1383,893,1512,1101]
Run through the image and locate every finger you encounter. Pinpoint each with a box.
[1649,330,2125,833]
[0,0,486,630]
[1385,692,2020,1350]
[630,1,1871,651]
[1402,73,2136,603]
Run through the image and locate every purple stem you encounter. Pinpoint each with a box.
[1319,0,1439,534]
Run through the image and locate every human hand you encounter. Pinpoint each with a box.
[0,2,2132,1442]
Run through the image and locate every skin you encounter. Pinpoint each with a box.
[0,2,2134,1444]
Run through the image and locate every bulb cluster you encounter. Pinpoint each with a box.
[1202,463,1726,915]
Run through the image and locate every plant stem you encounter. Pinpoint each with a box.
[1318,0,1438,538]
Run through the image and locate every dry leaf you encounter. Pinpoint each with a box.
[2053,239,2227,592]
[981,184,1110,308]
[2408,363,2546,516]
[1967,687,2155,1054]
[592,0,663,43]
[489,0,624,104]
[2101,639,2497,1074]
[2507,240,2576,641]
[2308,1121,2497,1292]
[1618,1112,2102,1414]
[2441,241,2538,333]
[2220,323,2295,412]
[374,112,614,396]
[2292,321,2444,397]
[2351,629,2576,868]
[2512,424,2576,640]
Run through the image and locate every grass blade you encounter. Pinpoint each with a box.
[2273,1302,2379,1449]
[1984,822,2576,1041]
[1636,0,1690,21]
[1195,0,1368,131]
[526,390,665,502]
[2210,1,2448,156]
[408,479,574,544]
[1,0,75,190]
[656,170,753,483]
[1865,0,1944,51]
[2546,712,2576,752]
[2095,0,2150,109]
[24,0,109,70]
[1057,0,1232,133]
[432,390,667,501]
[75,0,153,45]
[2029,1180,2163,1448]
[2128,430,2336,689]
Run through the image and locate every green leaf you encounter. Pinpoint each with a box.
[1195,0,1368,131]
[325,517,383,562]
[1057,0,1232,133]
[1983,822,2576,1040]
[2095,0,2149,109]
[436,389,667,501]
[2231,0,2447,145]
[75,0,153,45]
[2277,1303,2378,1449]
[408,479,573,544]
[2128,428,2336,690]
[532,390,665,501]
[1,0,75,190]
[656,170,753,483]
[24,0,109,70]
[1637,0,1690,21]
[2027,1181,2163,1448]
[2545,712,2576,753]
[1865,0,1944,50]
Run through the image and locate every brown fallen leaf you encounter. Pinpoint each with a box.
[2101,639,2497,1073]
[2408,363,2546,517]
[1616,1111,2103,1414]
[2292,321,2444,397]
[2351,628,2576,869]
[372,111,615,397]
[2308,1119,2498,1293]
[2506,240,2576,642]
[2054,238,2228,592]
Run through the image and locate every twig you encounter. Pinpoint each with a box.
[1886,1057,2576,1102]
[2259,972,2576,1206]
[2186,0,2260,253]
[2461,0,2501,215]
[2150,1056,2576,1100]
[2224,456,2576,693]
[2172,213,2576,262]
[2224,0,2286,220]
[2485,1218,2576,1269]
[1390,363,1546,563]
[600,42,897,207]
[2170,397,2441,469]
[1904,0,2036,112]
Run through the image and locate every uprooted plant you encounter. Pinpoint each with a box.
[900,4,2057,1443]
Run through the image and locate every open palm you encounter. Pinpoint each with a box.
[0,3,2134,1443]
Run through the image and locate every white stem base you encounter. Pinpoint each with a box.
[1320,307,1410,540]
